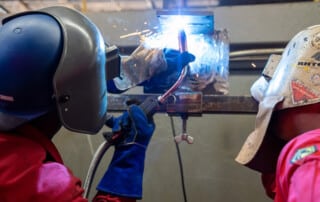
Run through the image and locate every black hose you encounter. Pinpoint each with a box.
[170,116,188,202]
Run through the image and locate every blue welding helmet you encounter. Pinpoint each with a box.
[0,6,108,134]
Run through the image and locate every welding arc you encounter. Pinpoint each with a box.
[157,29,188,104]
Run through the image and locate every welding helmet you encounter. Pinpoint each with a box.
[0,6,108,134]
[236,25,320,172]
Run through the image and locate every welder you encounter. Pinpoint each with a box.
[236,25,320,201]
[0,6,194,202]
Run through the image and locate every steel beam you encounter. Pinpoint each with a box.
[107,94,258,114]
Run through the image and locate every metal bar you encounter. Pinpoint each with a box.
[107,94,258,114]
[229,48,284,58]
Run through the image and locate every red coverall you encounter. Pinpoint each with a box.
[262,129,320,201]
[0,124,135,202]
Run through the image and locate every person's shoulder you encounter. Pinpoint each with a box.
[0,133,47,166]
[279,129,320,166]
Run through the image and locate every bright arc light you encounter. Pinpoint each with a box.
[142,13,229,91]
[143,15,191,50]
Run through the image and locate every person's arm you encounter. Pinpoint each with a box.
[29,162,88,202]
[108,45,195,94]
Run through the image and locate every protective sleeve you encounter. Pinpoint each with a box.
[287,160,320,202]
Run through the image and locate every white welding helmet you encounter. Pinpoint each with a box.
[236,25,320,172]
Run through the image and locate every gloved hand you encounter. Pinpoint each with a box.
[107,45,167,93]
[143,48,196,93]
[108,46,195,94]
[96,105,155,199]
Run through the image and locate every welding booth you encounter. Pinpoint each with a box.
[46,1,320,202]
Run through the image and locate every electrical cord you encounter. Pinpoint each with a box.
[169,115,188,202]
[83,141,112,199]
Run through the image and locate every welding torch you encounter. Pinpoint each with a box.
[140,29,189,117]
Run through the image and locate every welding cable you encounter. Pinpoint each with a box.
[169,116,188,202]
[83,140,112,199]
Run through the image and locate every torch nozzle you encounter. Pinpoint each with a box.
[178,29,188,52]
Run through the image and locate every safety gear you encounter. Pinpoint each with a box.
[0,6,108,134]
[250,54,281,102]
[143,48,196,93]
[236,25,320,172]
[0,13,62,131]
[97,105,155,199]
[107,45,195,94]
[109,44,167,93]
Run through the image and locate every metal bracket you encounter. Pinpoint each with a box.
[166,91,202,116]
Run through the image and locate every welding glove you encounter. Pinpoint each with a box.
[108,44,167,93]
[143,48,196,93]
[107,45,195,94]
[96,104,155,199]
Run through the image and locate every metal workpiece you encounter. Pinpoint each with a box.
[107,94,258,114]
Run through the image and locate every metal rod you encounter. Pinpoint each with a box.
[229,48,284,58]
[107,94,258,114]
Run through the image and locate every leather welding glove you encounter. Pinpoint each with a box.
[108,45,166,93]
[143,48,195,93]
[96,104,155,199]
[108,46,195,94]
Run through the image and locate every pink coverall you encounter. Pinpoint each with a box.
[262,129,320,201]
[0,124,135,202]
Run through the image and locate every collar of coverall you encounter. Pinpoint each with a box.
[14,124,64,163]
